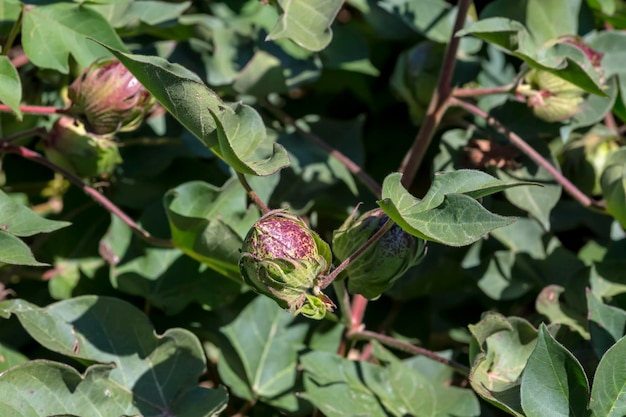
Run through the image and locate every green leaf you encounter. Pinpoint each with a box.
[300,350,391,417]
[321,23,380,76]
[587,290,626,358]
[481,0,582,47]
[458,18,605,96]
[378,171,532,246]
[0,341,28,373]
[469,313,538,416]
[209,103,290,176]
[0,189,69,237]
[22,3,126,73]
[163,178,258,280]
[102,46,290,176]
[0,56,21,119]
[0,231,47,266]
[89,1,191,28]
[267,0,343,52]
[589,335,626,417]
[536,285,589,338]
[520,324,589,417]
[600,147,626,228]
[0,296,228,416]
[217,295,308,411]
[112,248,241,315]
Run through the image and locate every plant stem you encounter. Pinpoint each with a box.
[261,99,382,198]
[332,280,353,329]
[2,145,174,248]
[0,104,66,115]
[236,172,270,214]
[449,97,605,211]
[0,127,47,145]
[349,330,471,376]
[452,84,515,98]
[1,9,22,56]
[351,294,368,331]
[399,0,472,189]
[318,218,394,290]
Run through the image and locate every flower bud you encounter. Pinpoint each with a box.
[519,69,586,122]
[44,116,122,178]
[239,210,334,319]
[68,58,154,136]
[332,208,426,299]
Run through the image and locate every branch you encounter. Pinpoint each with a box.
[349,330,470,376]
[448,97,606,211]
[0,104,67,115]
[261,99,382,199]
[236,172,270,214]
[399,0,472,189]
[2,145,174,247]
[452,84,515,98]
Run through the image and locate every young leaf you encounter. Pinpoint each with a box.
[22,3,126,73]
[589,335,626,417]
[217,295,308,411]
[0,296,228,416]
[536,285,589,338]
[520,324,590,417]
[100,45,290,176]
[378,171,533,246]
[0,56,21,119]
[587,290,626,358]
[163,178,258,280]
[267,0,343,52]
[458,18,605,95]
[469,313,538,416]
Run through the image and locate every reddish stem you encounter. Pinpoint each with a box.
[0,104,67,115]
[399,0,472,189]
[2,145,173,247]
[236,172,270,214]
[449,97,605,211]
[453,84,515,98]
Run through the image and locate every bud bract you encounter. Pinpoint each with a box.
[68,58,154,135]
[44,116,122,178]
[332,208,426,299]
[519,69,586,122]
[239,210,334,319]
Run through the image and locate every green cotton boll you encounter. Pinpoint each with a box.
[239,210,334,319]
[44,116,122,178]
[332,208,426,299]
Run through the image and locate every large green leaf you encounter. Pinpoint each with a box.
[102,46,289,176]
[267,0,343,52]
[587,291,626,358]
[481,0,582,47]
[0,296,228,416]
[600,147,626,228]
[520,325,589,417]
[457,18,605,95]
[0,56,21,119]
[22,3,126,73]
[217,295,308,411]
[0,189,69,237]
[469,313,538,416]
[163,178,259,280]
[378,171,532,246]
[589,335,626,417]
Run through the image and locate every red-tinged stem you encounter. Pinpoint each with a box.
[1,145,174,247]
[318,219,393,290]
[236,172,270,214]
[453,83,515,98]
[449,97,605,211]
[261,99,382,199]
[399,0,472,189]
[349,330,470,376]
[0,104,67,115]
[0,127,47,145]
[350,294,368,331]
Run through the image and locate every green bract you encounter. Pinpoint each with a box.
[44,116,122,178]
[239,210,334,319]
[519,69,586,122]
[332,208,426,299]
[68,58,155,136]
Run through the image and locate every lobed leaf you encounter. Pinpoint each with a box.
[378,171,533,246]
[267,0,343,52]
[0,296,228,416]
